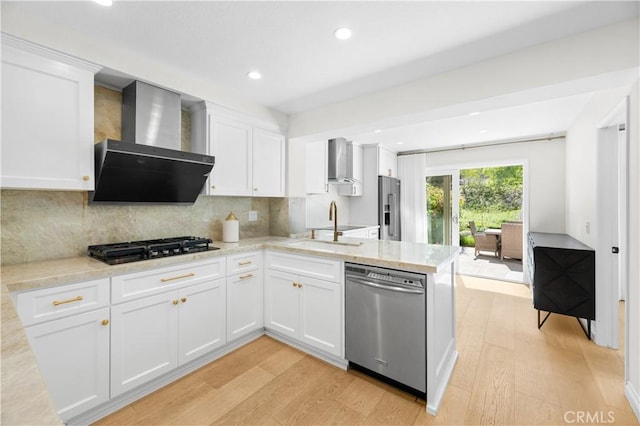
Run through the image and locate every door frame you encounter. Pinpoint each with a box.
[428,161,529,283]
[425,168,460,247]
[595,97,629,350]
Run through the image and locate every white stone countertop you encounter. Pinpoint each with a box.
[0,236,460,425]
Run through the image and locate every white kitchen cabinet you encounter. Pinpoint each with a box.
[253,129,286,196]
[1,34,100,190]
[378,146,398,178]
[110,258,227,397]
[178,280,226,364]
[226,251,263,342]
[24,307,110,421]
[305,140,328,194]
[111,277,226,396]
[110,291,179,397]
[264,251,342,357]
[209,116,254,196]
[191,102,285,197]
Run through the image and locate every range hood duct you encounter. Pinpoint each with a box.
[90,81,215,205]
[328,137,356,183]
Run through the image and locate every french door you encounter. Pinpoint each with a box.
[426,169,460,246]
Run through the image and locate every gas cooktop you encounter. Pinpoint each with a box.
[88,236,218,265]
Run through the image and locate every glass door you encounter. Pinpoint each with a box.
[426,170,459,246]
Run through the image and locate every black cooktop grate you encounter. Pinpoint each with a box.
[88,236,218,265]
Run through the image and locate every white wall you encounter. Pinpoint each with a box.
[565,82,640,419]
[565,87,630,248]
[625,80,640,419]
[424,139,566,234]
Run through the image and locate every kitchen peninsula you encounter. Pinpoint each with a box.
[1,236,459,425]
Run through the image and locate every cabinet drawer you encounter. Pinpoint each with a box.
[227,251,261,275]
[16,278,110,326]
[265,251,342,283]
[111,258,225,304]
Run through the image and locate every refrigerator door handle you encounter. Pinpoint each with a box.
[388,193,396,236]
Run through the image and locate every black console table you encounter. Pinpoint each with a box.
[527,232,595,339]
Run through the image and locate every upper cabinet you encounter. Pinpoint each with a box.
[378,146,398,178]
[305,140,328,194]
[1,35,101,190]
[191,102,286,197]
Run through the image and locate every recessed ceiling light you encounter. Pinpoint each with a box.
[469,111,481,116]
[397,141,404,145]
[374,129,381,133]
[94,0,113,6]
[247,71,262,80]
[479,129,489,134]
[334,27,352,40]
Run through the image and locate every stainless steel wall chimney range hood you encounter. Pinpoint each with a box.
[328,137,356,183]
[90,81,215,204]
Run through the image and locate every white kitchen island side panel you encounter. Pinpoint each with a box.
[426,259,458,415]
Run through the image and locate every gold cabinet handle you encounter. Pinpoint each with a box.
[160,273,195,283]
[101,319,109,326]
[238,261,252,266]
[181,297,187,303]
[172,300,179,305]
[82,175,90,181]
[52,295,83,306]
[239,274,253,280]
[211,185,216,190]
[292,282,297,287]
[297,283,303,288]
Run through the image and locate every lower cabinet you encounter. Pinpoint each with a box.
[24,307,110,421]
[264,252,343,358]
[110,278,226,397]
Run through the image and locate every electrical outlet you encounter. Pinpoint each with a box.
[248,211,258,222]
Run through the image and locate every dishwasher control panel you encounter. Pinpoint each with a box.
[366,272,422,288]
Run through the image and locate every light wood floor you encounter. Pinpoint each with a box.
[96,275,638,425]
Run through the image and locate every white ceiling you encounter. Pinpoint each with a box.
[3,1,638,151]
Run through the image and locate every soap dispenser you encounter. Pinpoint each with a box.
[223,212,239,243]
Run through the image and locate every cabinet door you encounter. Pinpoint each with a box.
[305,140,328,194]
[264,269,299,339]
[25,308,110,421]
[253,129,285,197]
[378,146,397,178]
[111,292,178,397]
[178,279,226,365]
[209,116,253,196]
[1,41,96,190]
[227,268,263,342]
[299,277,342,357]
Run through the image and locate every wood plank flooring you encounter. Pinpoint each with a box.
[95,275,638,425]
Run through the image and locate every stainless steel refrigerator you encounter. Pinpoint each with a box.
[378,176,401,240]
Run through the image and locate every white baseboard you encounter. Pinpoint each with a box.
[264,329,348,370]
[625,381,640,423]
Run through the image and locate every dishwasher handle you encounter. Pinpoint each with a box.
[347,276,424,294]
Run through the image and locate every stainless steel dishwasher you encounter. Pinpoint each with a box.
[345,262,426,397]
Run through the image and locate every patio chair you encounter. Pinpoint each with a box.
[500,221,523,260]
[469,221,499,257]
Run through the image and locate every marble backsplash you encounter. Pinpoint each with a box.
[0,190,291,265]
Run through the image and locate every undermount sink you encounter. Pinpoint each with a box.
[286,239,364,248]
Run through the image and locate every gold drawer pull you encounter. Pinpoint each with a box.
[52,296,83,306]
[161,273,195,283]
[172,300,179,305]
[292,282,297,287]
[239,274,253,280]
[101,319,109,326]
[181,297,187,303]
[238,261,252,266]
[82,175,90,181]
